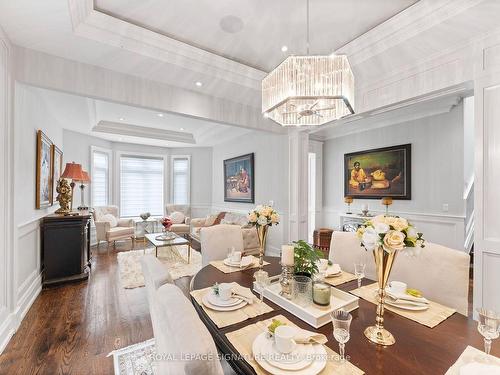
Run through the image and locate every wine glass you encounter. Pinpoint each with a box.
[254,271,269,302]
[354,263,366,289]
[477,308,500,355]
[227,246,235,260]
[331,309,352,362]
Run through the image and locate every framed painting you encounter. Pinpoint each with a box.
[51,144,63,204]
[36,130,53,208]
[224,153,255,203]
[344,144,411,200]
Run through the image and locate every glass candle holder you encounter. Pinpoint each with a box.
[293,275,313,307]
[313,282,332,306]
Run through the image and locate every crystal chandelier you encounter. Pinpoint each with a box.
[261,1,355,126]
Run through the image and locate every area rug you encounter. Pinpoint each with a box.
[108,338,156,375]
[117,245,202,289]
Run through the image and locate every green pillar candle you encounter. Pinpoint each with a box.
[313,282,331,306]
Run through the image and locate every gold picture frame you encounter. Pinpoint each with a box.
[36,130,53,209]
[51,144,63,205]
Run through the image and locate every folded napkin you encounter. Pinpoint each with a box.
[230,283,256,304]
[240,255,254,268]
[293,328,328,345]
[325,264,341,277]
[460,362,500,375]
[385,289,429,304]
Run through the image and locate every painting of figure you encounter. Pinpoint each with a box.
[344,144,411,200]
[36,130,53,208]
[224,153,254,203]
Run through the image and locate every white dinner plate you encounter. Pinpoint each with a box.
[252,332,327,375]
[259,335,315,371]
[385,299,429,311]
[324,264,342,278]
[202,293,247,311]
[207,293,242,307]
[223,258,243,267]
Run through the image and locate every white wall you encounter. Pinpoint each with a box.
[322,102,466,250]
[211,131,289,255]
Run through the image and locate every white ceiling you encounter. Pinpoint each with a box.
[31,85,251,147]
[94,0,418,71]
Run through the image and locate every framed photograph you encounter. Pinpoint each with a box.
[344,144,411,200]
[36,130,53,208]
[51,144,63,204]
[224,153,255,203]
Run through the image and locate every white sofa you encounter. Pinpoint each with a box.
[190,212,260,256]
[329,231,470,315]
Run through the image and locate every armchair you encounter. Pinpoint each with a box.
[92,206,135,252]
[165,204,191,235]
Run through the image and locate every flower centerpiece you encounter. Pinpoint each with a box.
[357,214,425,346]
[160,217,173,232]
[248,205,280,278]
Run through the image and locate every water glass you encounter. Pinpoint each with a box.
[331,309,352,362]
[293,275,313,307]
[354,263,366,289]
[254,271,269,302]
[227,246,235,260]
[477,308,500,355]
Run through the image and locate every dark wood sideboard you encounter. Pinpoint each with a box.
[41,212,91,287]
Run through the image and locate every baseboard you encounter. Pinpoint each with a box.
[14,271,42,328]
[0,313,15,354]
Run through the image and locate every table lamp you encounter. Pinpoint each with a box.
[61,162,84,211]
[344,196,353,214]
[381,197,393,215]
[76,170,91,211]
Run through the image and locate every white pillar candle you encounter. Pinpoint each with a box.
[281,245,295,266]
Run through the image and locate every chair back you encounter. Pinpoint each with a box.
[140,255,173,303]
[329,232,470,316]
[150,284,224,375]
[93,205,119,221]
[166,204,191,218]
[200,224,244,266]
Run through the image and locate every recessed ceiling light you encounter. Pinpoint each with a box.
[157,113,164,117]
[195,81,203,87]
[119,117,125,121]
[219,15,244,34]
[180,127,185,131]
[281,45,288,52]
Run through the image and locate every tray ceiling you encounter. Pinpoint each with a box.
[94,0,418,71]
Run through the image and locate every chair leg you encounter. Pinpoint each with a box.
[107,241,111,255]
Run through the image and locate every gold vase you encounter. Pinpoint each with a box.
[253,225,269,280]
[364,246,398,346]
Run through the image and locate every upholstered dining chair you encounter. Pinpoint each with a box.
[92,205,135,253]
[200,224,244,267]
[149,283,225,375]
[329,231,470,315]
[140,255,173,303]
[165,204,191,235]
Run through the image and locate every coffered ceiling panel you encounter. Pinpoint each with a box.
[94,0,418,71]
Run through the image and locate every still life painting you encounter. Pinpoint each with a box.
[224,153,254,203]
[344,144,411,200]
[36,130,53,209]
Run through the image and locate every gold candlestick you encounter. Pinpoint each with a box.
[364,246,398,346]
[279,265,294,299]
[344,196,353,214]
[381,197,393,215]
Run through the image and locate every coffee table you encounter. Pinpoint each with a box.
[145,232,191,263]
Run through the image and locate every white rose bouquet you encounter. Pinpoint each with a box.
[357,214,425,254]
[248,205,280,227]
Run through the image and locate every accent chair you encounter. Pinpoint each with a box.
[92,205,135,252]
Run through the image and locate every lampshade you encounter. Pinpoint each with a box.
[76,170,91,184]
[61,162,84,181]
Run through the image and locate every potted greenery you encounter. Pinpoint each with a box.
[293,240,323,278]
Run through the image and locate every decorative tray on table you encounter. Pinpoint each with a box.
[253,275,359,329]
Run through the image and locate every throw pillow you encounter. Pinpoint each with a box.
[213,212,226,225]
[101,213,118,228]
[170,211,185,224]
[205,214,218,226]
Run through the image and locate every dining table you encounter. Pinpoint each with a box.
[190,256,500,375]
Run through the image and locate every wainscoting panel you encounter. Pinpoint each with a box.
[321,208,466,252]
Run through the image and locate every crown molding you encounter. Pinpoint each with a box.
[336,0,487,66]
[67,0,265,90]
[93,120,196,144]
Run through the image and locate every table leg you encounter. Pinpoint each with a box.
[155,246,158,258]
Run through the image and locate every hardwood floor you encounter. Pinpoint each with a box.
[0,240,184,375]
